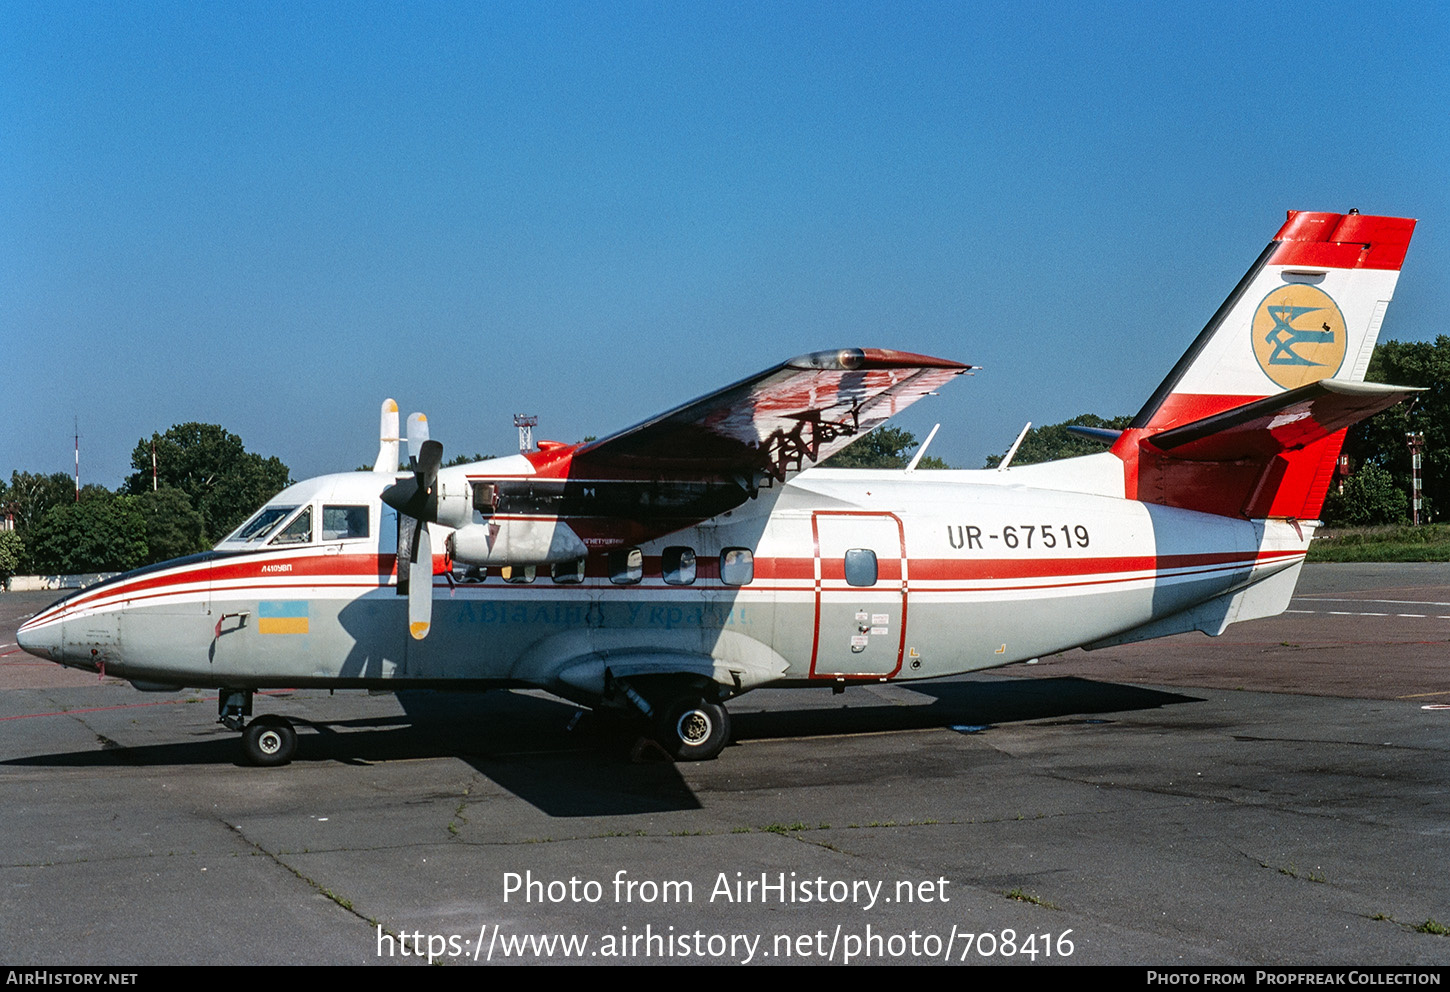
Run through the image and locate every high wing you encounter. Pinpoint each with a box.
[572,348,970,481]
[462,348,970,551]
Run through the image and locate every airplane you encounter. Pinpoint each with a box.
[17,209,1419,767]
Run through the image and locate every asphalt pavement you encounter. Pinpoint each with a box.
[2,564,1447,966]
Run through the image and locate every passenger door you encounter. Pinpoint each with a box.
[810,512,907,678]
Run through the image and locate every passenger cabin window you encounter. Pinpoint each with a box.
[230,506,295,543]
[720,548,754,586]
[844,548,877,587]
[663,546,696,586]
[552,559,585,584]
[501,565,536,584]
[322,505,370,541]
[270,506,314,546]
[610,548,642,585]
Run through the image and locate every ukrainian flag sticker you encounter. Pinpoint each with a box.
[258,601,310,635]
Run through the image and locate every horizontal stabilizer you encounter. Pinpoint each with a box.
[1150,380,1420,461]
[1129,380,1419,520]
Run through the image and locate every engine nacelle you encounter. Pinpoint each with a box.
[432,467,474,530]
[447,517,588,567]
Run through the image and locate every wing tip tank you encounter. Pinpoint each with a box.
[787,348,971,372]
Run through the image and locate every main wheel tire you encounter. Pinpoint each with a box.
[242,715,297,767]
[657,698,730,761]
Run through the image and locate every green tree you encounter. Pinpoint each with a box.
[444,452,493,467]
[1321,463,1409,526]
[5,471,78,534]
[823,427,949,469]
[1342,336,1450,522]
[984,414,1131,468]
[125,424,290,542]
[134,487,208,564]
[0,530,23,584]
[25,495,147,574]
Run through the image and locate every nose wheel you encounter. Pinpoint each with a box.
[242,714,298,767]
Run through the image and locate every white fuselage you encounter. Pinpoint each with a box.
[17,454,1309,702]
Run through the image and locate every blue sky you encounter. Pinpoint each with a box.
[4,1,1448,487]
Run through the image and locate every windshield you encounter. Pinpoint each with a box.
[226,506,297,544]
[269,505,313,546]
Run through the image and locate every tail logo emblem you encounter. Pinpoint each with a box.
[1251,284,1346,389]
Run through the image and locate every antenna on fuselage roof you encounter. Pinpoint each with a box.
[904,424,941,473]
[997,422,1031,472]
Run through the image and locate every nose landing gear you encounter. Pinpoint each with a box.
[220,689,298,766]
[242,714,297,766]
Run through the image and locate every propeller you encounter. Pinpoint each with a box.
[382,414,444,641]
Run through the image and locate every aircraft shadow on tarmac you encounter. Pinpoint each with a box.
[4,677,1200,817]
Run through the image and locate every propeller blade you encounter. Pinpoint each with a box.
[406,413,430,466]
[408,523,432,640]
[416,438,442,478]
[385,421,444,642]
[373,399,401,474]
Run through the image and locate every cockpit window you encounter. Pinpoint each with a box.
[322,505,370,541]
[228,506,297,543]
[270,506,314,546]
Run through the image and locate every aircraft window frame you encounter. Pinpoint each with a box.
[501,565,536,584]
[269,506,315,546]
[551,559,585,584]
[228,506,297,544]
[321,505,371,542]
[662,546,697,586]
[720,547,754,586]
[472,482,497,517]
[844,548,878,587]
[609,548,643,585]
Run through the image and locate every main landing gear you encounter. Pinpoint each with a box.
[605,677,733,761]
[657,696,731,761]
[219,689,298,767]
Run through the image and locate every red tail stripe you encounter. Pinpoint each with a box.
[1271,211,1415,271]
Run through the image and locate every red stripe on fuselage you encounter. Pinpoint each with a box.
[24,547,1300,629]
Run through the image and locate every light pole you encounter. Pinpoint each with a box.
[1407,432,1425,525]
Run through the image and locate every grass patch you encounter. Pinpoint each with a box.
[1415,919,1450,936]
[1004,888,1059,910]
[1279,863,1326,883]
[1309,524,1450,562]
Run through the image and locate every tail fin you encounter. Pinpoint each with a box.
[1111,210,1417,519]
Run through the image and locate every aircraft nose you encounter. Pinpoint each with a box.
[16,615,60,661]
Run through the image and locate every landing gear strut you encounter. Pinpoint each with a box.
[219,689,298,766]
